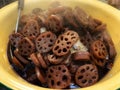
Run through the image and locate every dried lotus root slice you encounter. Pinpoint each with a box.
[53,30,79,56]
[102,31,116,59]
[22,19,40,37]
[91,55,106,67]
[73,6,89,27]
[18,37,35,56]
[9,33,24,48]
[75,64,98,87]
[47,52,64,64]
[37,53,48,69]
[72,51,90,61]
[20,14,37,25]
[30,53,40,67]
[36,31,57,53]
[80,31,93,49]
[63,8,78,28]
[32,8,43,15]
[35,15,45,27]
[35,66,46,84]
[14,49,29,64]
[12,57,24,70]
[48,6,66,16]
[46,15,63,33]
[47,65,71,89]
[91,40,108,59]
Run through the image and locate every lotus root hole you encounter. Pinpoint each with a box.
[78,76,83,80]
[58,49,61,53]
[71,37,76,39]
[51,80,54,86]
[48,75,52,78]
[81,69,85,73]
[62,75,68,82]
[47,34,50,38]
[61,36,63,40]
[50,39,53,42]
[57,81,61,86]
[95,49,98,51]
[63,48,67,52]
[50,69,54,73]
[92,76,96,79]
[82,79,87,84]
[48,44,52,47]
[62,69,66,73]
[86,66,90,70]
[58,67,61,70]
[54,46,59,50]
[57,40,60,44]
[71,33,74,36]
[67,42,71,45]
[65,38,68,41]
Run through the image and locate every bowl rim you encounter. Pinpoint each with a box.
[0,0,120,90]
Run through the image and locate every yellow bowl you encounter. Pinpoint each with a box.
[0,0,120,90]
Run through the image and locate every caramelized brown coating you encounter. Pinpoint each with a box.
[75,64,98,87]
[53,30,79,56]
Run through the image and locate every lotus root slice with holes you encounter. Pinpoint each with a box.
[47,65,71,89]
[18,37,35,56]
[9,33,24,48]
[36,31,57,53]
[46,15,63,33]
[47,52,64,64]
[22,19,40,37]
[75,64,98,87]
[91,40,108,59]
[53,30,79,56]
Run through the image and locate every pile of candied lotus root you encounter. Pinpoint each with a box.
[9,2,116,89]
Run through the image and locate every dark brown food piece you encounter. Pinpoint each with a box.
[61,52,72,66]
[63,7,78,28]
[27,74,38,83]
[88,17,106,33]
[32,8,43,15]
[80,31,93,49]
[102,31,116,59]
[47,52,64,64]
[73,6,89,28]
[9,33,24,48]
[35,66,46,84]
[91,40,108,59]
[36,31,57,53]
[69,63,79,74]
[47,65,71,89]
[46,15,63,33]
[35,15,45,27]
[22,19,40,37]
[48,6,66,16]
[75,64,98,87]
[91,55,106,67]
[14,49,29,64]
[12,57,24,70]
[30,53,41,67]
[37,53,47,69]
[53,30,79,56]
[20,14,37,25]
[18,37,35,56]
[106,62,113,70]
[72,51,90,61]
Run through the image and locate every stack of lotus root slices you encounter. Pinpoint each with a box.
[8,2,116,89]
